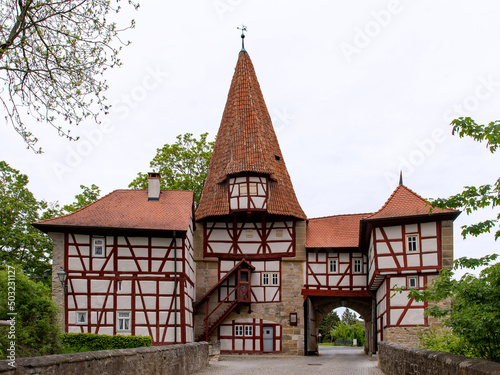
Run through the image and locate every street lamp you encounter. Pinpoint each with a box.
[57,269,67,294]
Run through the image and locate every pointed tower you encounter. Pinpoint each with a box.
[194,46,307,355]
[196,49,306,221]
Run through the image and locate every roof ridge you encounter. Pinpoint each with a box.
[365,184,418,219]
[308,212,373,221]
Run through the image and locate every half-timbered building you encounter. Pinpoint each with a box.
[34,41,459,355]
[34,175,196,345]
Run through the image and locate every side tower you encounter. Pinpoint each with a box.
[194,47,307,355]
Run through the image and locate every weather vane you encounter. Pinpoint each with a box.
[237,24,247,51]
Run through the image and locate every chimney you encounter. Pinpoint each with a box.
[148,172,161,201]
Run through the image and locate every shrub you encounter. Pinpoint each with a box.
[60,332,152,352]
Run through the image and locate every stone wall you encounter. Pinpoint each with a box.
[379,342,500,375]
[49,232,65,330]
[0,342,209,375]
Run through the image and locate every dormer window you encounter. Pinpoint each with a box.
[229,176,268,211]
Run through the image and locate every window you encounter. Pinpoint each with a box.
[76,311,88,325]
[246,230,253,238]
[353,259,362,273]
[92,236,105,257]
[248,182,258,196]
[117,280,122,292]
[239,183,248,196]
[329,259,338,273]
[244,325,253,336]
[408,276,418,289]
[117,311,131,331]
[406,234,419,252]
[235,325,243,336]
[276,229,283,238]
[262,273,279,286]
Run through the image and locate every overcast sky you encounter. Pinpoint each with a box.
[1,1,499,272]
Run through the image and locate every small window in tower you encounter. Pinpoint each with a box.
[262,273,269,286]
[235,325,243,336]
[275,155,281,162]
[249,182,258,196]
[276,229,283,237]
[245,325,253,336]
[240,183,248,196]
[406,234,419,253]
[246,230,253,238]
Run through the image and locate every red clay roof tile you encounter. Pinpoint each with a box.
[33,190,194,233]
[306,213,371,248]
[196,50,306,220]
[366,184,458,220]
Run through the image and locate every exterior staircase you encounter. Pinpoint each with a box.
[194,259,254,342]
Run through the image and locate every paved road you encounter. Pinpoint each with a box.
[193,346,385,375]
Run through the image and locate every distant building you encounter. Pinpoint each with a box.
[34,45,459,355]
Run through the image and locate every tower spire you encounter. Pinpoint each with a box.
[237,24,247,51]
[399,170,403,186]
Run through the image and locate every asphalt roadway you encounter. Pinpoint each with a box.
[193,346,385,375]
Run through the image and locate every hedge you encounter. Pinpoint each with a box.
[60,333,152,351]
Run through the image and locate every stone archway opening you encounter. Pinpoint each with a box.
[304,296,375,356]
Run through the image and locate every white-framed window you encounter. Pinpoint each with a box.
[407,276,418,289]
[353,259,362,273]
[262,273,279,286]
[76,311,88,325]
[117,311,131,332]
[406,234,419,252]
[244,325,253,336]
[92,236,105,257]
[235,325,243,336]
[329,258,338,273]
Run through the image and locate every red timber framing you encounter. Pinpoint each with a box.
[203,219,296,259]
[194,260,255,342]
[218,319,282,354]
[368,222,442,290]
[228,176,269,211]
[219,260,282,303]
[304,250,368,292]
[63,232,195,345]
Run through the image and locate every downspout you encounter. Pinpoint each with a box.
[174,230,177,344]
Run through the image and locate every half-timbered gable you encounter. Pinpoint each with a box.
[34,187,196,345]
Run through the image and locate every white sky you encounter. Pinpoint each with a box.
[1,0,499,274]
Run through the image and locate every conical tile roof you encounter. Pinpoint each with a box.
[196,50,306,220]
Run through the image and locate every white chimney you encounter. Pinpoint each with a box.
[148,172,161,201]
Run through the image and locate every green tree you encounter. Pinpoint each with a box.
[0,161,51,279]
[404,255,500,362]
[341,308,357,325]
[319,310,340,342]
[409,118,500,362]
[0,265,60,359]
[0,0,139,152]
[331,319,365,347]
[430,117,499,240]
[129,133,214,206]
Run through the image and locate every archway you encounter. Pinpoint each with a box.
[304,296,375,355]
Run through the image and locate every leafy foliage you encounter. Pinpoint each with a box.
[129,133,214,206]
[0,160,101,278]
[319,310,340,342]
[60,332,152,352]
[331,319,365,347]
[429,117,500,240]
[0,266,60,359]
[341,308,358,325]
[0,0,139,152]
[0,161,51,279]
[400,255,500,362]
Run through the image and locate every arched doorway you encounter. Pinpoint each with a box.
[304,296,376,355]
